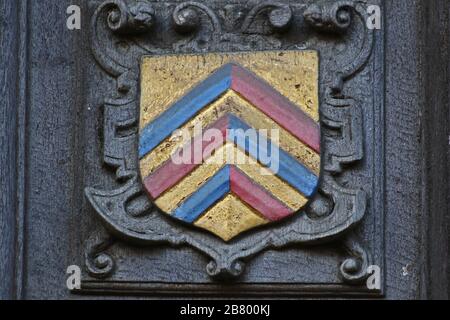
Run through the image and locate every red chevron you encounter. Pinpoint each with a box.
[231,64,320,153]
[230,167,293,221]
[144,116,228,199]
[139,63,320,159]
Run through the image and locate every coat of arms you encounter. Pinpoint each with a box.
[85,0,374,282]
[138,51,320,241]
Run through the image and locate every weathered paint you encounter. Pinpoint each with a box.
[139,51,320,241]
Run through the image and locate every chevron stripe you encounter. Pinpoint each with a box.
[228,115,318,197]
[139,53,320,241]
[172,166,230,223]
[143,114,318,199]
[139,63,320,159]
[230,167,293,221]
[140,51,319,128]
[171,165,296,224]
[193,194,269,242]
[231,65,320,153]
[139,65,232,158]
[139,91,320,178]
[154,143,308,213]
[143,116,228,199]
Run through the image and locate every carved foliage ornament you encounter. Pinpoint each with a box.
[85,0,374,281]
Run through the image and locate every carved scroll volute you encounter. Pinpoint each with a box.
[106,0,155,34]
[304,0,375,95]
[339,234,372,284]
[303,0,374,175]
[172,1,222,35]
[85,232,115,279]
[91,0,156,94]
[304,1,353,33]
[241,2,293,33]
[303,0,375,285]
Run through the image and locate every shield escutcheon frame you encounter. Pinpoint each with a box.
[138,51,322,241]
[85,0,377,286]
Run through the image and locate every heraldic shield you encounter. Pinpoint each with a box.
[84,0,371,282]
[138,51,321,241]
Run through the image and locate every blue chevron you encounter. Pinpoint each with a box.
[172,166,230,223]
[139,64,234,158]
[226,115,318,197]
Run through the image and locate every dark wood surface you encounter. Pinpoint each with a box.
[0,0,448,299]
[0,0,20,300]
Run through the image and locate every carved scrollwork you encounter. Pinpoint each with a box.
[106,0,155,34]
[304,0,374,95]
[302,1,374,175]
[85,232,115,279]
[339,233,371,284]
[304,1,374,278]
[86,0,377,283]
[304,0,353,33]
[172,1,222,35]
[206,259,246,279]
[241,2,293,33]
[91,0,156,94]
[321,96,364,173]
[86,155,366,279]
[171,1,223,51]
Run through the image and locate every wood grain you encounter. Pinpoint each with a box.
[0,0,448,299]
[384,0,449,299]
[0,0,20,300]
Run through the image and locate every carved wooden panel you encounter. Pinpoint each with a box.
[3,0,448,300]
[77,0,384,296]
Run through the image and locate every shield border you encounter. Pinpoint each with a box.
[85,0,373,281]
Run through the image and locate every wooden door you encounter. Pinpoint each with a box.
[1,0,448,300]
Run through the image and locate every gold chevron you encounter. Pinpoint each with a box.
[154,143,308,213]
[194,194,269,241]
[140,91,320,179]
[140,51,319,130]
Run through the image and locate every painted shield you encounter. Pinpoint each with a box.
[139,51,320,241]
